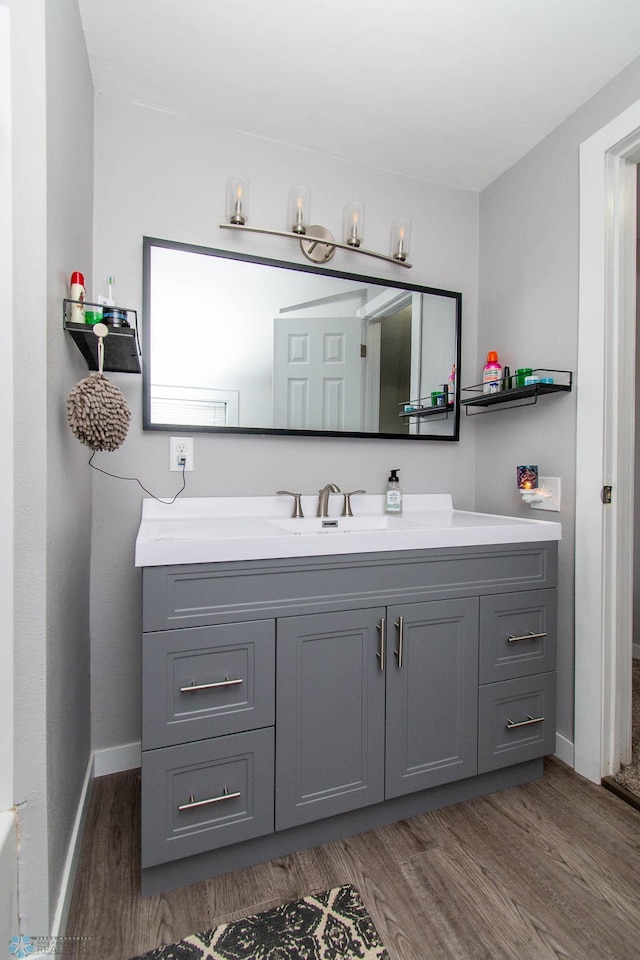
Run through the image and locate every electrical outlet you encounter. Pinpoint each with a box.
[531,476,561,512]
[169,436,194,471]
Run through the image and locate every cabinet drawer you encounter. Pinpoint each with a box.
[478,672,556,774]
[141,728,274,867]
[143,620,275,749]
[479,590,556,683]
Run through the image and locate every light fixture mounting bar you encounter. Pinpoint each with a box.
[219,223,412,268]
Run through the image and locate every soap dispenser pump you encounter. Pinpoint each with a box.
[385,469,402,515]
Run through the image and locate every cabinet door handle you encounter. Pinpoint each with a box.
[376,618,385,671]
[180,677,243,693]
[178,786,241,811]
[394,616,404,668]
[506,714,544,730]
[507,631,546,643]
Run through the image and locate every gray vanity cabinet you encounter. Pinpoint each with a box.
[140,541,558,895]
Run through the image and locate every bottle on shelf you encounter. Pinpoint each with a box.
[482,351,502,394]
[448,363,456,403]
[69,271,86,324]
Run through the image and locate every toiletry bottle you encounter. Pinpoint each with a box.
[482,351,502,394]
[385,469,402,515]
[70,271,86,323]
[448,363,456,404]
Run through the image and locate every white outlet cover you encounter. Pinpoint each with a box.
[530,476,560,512]
[169,436,194,471]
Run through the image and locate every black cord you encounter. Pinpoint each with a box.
[88,450,187,504]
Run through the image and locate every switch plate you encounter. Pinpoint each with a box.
[531,476,560,512]
[169,436,194,471]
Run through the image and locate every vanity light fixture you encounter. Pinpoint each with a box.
[219,176,412,268]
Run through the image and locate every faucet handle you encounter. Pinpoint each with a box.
[341,490,366,517]
[277,490,304,518]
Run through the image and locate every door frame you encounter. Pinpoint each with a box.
[575,98,640,783]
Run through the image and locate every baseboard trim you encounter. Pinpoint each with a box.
[51,752,94,938]
[633,644,640,660]
[554,731,574,768]
[94,741,141,777]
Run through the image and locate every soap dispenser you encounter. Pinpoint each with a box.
[385,469,402,515]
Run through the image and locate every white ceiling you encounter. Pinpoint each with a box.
[77,0,640,192]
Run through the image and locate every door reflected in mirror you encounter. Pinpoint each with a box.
[143,237,461,440]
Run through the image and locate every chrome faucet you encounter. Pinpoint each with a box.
[317,483,340,517]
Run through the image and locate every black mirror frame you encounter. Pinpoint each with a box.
[142,235,462,441]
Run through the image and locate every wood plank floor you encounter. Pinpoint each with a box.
[64,758,640,960]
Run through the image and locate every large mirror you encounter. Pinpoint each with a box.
[142,237,461,440]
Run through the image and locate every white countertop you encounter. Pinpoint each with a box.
[135,494,561,567]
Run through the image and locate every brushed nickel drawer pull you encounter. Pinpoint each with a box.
[376,618,386,671]
[506,714,544,730]
[507,631,547,643]
[394,616,404,669]
[180,677,244,693]
[178,786,241,811]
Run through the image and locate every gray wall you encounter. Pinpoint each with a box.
[44,0,94,917]
[477,56,640,742]
[11,0,93,929]
[89,94,480,753]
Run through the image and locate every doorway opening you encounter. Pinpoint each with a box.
[601,163,640,809]
[575,100,640,785]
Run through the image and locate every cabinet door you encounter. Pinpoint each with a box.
[276,608,386,830]
[385,598,479,798]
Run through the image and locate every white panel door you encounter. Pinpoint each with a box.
[273,317,363,431]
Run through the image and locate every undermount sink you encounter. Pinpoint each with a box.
[271,515,427,534]
[135,494,561,567]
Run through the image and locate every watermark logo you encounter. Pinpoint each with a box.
[8,937,35,958]
[8,936,92,957]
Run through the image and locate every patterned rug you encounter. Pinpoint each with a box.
[128,884,390,960]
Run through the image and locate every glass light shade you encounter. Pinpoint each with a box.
[343,201,365,247]
[390,217,412,262]
[225,175,249,225]
[516,465,539,490]
[287,185,311,235]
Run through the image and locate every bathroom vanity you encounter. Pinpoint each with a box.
[136,496,560,894]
